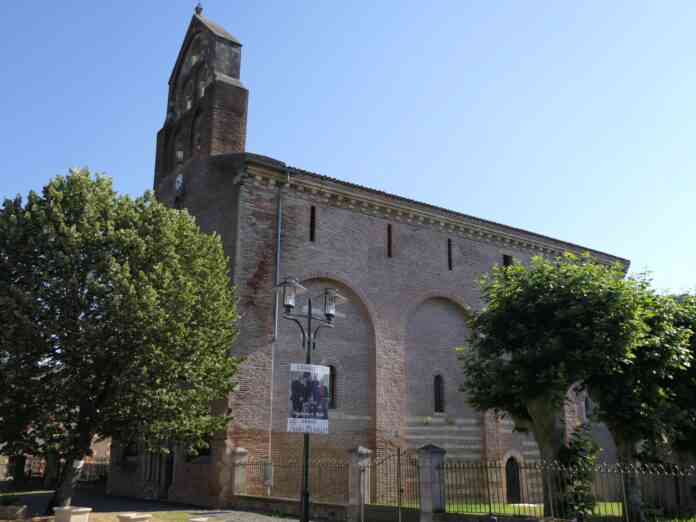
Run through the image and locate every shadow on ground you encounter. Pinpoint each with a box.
[1,482,202,517]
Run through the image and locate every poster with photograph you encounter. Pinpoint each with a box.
[287,363,330,434]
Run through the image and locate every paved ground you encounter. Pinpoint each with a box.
[2,482,296,522]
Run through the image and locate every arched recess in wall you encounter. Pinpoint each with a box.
[190,109,204,157]
[171,126,185,167]
[405,297,472,420]
[272,277,376,444]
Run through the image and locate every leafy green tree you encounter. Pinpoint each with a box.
[0,170,240,508]
[556,424,601,518]
[461,253,647,460]
[586,292,692,464]
[664,294,696,459]
[460,253,653,513]
[582,293,693,522]
[461,254,694,520]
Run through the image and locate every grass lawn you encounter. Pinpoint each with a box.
[445,501,625,517]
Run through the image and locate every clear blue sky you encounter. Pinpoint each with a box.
[1,1,694,293]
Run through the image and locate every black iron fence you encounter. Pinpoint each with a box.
[78,458,109,483]
[441,460,696,521]
[366,449,421,509]
[238,459,350,505]
[19,456,109,483]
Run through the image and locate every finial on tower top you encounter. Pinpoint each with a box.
[195,2,203,15]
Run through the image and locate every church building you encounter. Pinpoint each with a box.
[108,8,627,506]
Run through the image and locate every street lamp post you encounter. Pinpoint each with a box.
[276,277,343,522]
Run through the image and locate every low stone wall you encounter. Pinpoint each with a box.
[434,515,538,522]
[364,505,420,522]
[230,497,542,522]
[230,495,348,522]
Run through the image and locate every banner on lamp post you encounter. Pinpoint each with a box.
[287,363,330,434]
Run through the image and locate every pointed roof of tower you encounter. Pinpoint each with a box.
[193,10,240,45]
[168,7,241,86]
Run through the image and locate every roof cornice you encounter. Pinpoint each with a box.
[239,153,629,270]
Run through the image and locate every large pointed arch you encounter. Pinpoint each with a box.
[271,275,377,459]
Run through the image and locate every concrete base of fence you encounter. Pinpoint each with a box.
[364,506,420,522]
[230,495,348,521]
[433,515,538,522]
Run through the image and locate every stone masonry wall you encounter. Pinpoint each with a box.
[135,154,621,507]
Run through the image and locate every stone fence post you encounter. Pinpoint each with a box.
[418,444,446,522]
[232,447,249,495]
[348,446,372,522]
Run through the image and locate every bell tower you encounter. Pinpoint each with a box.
[154,5,248,188]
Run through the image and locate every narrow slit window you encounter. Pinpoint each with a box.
[387,224,393,258]
[309,205,316,242]
[434,375,445,413]
[447,239,453,271]
[503,254,513,267]
[329,365,337,409]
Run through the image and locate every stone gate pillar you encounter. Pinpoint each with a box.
[418,444,446,522]
[232,447,250,495]
[348,446,372,522]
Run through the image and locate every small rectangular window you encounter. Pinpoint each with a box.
[329,365,337,409]
[387,224,393,258]
[447,238,453,271]
[503,254,513,267]
[434,375,445,413]
[309,206,316,242]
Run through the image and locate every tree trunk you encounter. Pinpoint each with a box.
[43,452,60,489]
[47,459,83,512]
[10,455,26,486]
[526,398,567,518]
[616,440,645,522]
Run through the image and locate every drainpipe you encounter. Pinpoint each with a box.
[267,167,289,470]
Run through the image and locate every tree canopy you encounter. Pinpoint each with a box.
[460,253,695,518]
[0,170,240,506]
[585,292,693,461]
[461,254,695,455]
[665,294,696,457]
[461,254,649,458]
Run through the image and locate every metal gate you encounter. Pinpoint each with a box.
[362,449,420,521]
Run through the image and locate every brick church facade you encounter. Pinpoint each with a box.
[108,9,627,506]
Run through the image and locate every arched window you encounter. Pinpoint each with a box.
[434,374,444,413]
[329,365,337,409]
[505,457,521,503]
[585,396,592,419]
